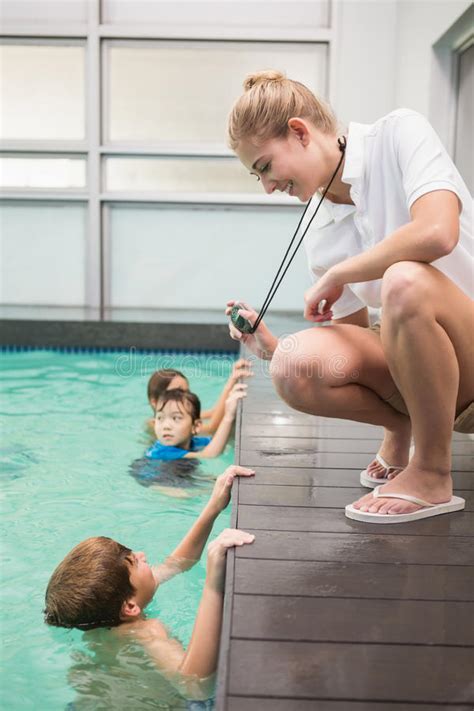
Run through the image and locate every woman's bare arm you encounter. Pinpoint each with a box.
[331,190,459,286]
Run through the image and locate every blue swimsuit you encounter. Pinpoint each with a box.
[145,436,212,461]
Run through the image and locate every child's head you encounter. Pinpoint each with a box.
[147,369,189,410]
[227,70,338,203]
[44,537,156,630]
[154,388,201,449]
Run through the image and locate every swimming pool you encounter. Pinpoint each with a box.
[0,348,236,710]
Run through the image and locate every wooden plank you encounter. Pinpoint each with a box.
[244,437,385,453]
[243,411,370,426]
[228,640,474,703]
[242,410,473,437]
[228,699,473,711]
[240,449,474,470]
[241,423,385,438]
[234,559,474,600]
[234,530,474,566]
[243,435,474,455]
[238,485,474,511]
[237,504,474,537]
[239,466,474,490]
[231,594,474,645]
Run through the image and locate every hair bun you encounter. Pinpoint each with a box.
[243,70,286,91]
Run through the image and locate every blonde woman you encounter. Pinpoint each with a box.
[226,70,473,524]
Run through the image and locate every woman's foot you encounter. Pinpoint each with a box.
[365,418,412,480]
[352,463,453,515]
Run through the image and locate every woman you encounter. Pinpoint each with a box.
[226,70,473,523]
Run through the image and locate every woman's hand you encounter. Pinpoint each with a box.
[303,270,344,323]
[206,528,255,592]
[225,300,279,360]
[208,465,255,515]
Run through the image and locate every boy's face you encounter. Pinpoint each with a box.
[154,400,200,448]
[127,551,157,610]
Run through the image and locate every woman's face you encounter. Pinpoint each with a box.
[236,123,329,203]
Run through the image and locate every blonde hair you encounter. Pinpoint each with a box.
[227,70,337,149]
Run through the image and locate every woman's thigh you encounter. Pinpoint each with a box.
[270,324,397,413]
[381,262,474,413]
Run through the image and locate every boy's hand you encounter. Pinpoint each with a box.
[206,528,255,592]
[224,382,247,420]
[225,300,278,361]
[208,465,255,515]
[229,358,253,385]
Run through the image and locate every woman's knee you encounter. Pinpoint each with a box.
[381,261,431,320]
[269,328,356,411]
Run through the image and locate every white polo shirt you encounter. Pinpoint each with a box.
[303,109,474,320]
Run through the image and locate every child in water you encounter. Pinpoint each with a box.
[44,466,255,707]
[146,385,246,462]
[146,358,252,436]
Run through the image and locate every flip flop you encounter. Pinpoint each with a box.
[345,486,465,524]
[360,453,405,488]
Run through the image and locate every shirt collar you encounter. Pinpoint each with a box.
[341,120,372,185]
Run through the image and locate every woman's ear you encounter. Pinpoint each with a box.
[120,598,141,621]
[287,117,311,146]
[150,398,157,410]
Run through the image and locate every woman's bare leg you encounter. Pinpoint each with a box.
[353,262,474,515]
[270,324,412,472]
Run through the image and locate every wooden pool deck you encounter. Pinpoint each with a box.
[216,322,474,710]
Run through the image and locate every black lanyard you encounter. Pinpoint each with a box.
[243,136,347,334]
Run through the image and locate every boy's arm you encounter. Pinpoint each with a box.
[153,466,254,580]
[133,529,255,696]
[179,529,255,678]
[184,383,246,459]
[200,359,253,434]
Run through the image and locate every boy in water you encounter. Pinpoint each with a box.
[44,466,255,705]
[146,359,252,436]
[146,385,245,462]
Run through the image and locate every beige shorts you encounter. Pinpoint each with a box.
[370,323,474,434]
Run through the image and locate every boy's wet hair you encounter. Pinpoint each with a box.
[155,388,201,422]
[44,537,136,630]
[147,368,188,403]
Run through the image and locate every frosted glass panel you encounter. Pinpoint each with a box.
[108,204,309,310]
[0,0,88,24]
[0,202,86,305]
[105,156,261,193]
[0,156,86,189]
[102,1,329,29]
[106,41,327,145]
[0,43,85,140]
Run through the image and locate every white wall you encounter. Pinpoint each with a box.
[332,0,399,126]
[332,0,471,126]
[394,0,471,117]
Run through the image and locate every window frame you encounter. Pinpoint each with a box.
[0,1,335,313]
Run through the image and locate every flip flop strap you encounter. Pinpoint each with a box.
[373,486,434,508]
[375,453,405,475]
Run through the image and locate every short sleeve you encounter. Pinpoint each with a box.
[309,265,366,319]
[394,111,462,210]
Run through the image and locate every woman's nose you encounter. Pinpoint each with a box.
[261,175,276,194]
[136,551,146,562]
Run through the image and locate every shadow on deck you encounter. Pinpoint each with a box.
[216,324,474,710]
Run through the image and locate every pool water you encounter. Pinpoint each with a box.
[0,349,236,710]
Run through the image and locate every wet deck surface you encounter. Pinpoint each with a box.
[216,325,474,710]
